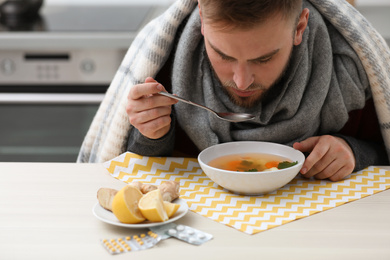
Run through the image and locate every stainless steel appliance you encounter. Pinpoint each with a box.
[0,3,166,162]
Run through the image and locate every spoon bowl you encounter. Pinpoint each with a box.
[158,91,255,123]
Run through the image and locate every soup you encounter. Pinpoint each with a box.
[208,153,297,172]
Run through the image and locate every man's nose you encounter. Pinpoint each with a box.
[233,64,254,90]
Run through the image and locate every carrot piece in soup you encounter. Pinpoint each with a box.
[265,161,279,169]
[226,160,243,171]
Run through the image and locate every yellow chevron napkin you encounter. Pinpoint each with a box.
[104,152,390,235]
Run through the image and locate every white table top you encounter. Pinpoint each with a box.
[0,162,389,259]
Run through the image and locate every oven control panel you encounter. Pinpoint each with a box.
[0,49,126,85]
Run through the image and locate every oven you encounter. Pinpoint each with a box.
[0,3,166,162]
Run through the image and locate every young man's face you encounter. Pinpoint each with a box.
[200,9,308,108]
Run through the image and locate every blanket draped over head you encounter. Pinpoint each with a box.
[77,0,390,163]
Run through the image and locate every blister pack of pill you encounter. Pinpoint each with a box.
[101,231,161,255]
[149,223,213,245]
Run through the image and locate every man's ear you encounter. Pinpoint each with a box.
[198,2,204,35]
[293,8,309,46]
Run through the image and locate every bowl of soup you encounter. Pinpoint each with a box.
[197,141,305,195]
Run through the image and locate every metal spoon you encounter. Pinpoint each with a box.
[158,91,255,123]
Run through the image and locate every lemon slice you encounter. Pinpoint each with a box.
[163,201,180,218]
[112,185,145,224]
[138,189,168,222]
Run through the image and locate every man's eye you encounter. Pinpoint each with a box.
[254,57,272,64]
[220,54,234,61]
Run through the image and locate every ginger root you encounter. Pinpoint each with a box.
[129,181,180,202]
[97,188,118,211]
[158,181,180,202]
[97,181,180,212]
[129,181,158,194]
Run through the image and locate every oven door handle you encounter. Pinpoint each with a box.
[0,93,105,104]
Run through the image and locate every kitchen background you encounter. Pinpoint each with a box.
[0,0,389,162]
[44,0,390,5]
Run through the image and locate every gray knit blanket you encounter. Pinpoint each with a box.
[77,0,390,163]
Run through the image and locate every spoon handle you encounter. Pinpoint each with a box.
[158,91,216,114]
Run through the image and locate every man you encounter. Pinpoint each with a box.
[78,0,389,181]
[125,0,387,181]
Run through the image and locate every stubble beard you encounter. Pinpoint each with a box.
[221,81,269,108]
[217,46,294,109]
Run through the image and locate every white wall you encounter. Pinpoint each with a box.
[43,0,390,6]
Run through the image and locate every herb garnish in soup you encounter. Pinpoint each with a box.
[208,153,298,172]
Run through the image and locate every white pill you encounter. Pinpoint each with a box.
[187,229,195,235]
[178,233,187,239]
[197,233,206,239]
[176,225,185,231]
[168,229,177,236]
[188,237,198,244]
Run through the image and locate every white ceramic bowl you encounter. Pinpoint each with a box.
[198,141,305,195]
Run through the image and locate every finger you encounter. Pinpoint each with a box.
[303,149,339,178]
[302,136,355,180]
[299,139,331,177]
[293,137,322,175]
[145,77,157,83]
[313,163,353,182]
[328,166,352,182]
[129,83,164,100]
[311,137,355,180]
[311,159,342,180]
[293,137,319,153]
[129,106,172,126]
[143,78,159,98]
[136,115,172,139]
[126,96,176,128]
[140,94,178,112]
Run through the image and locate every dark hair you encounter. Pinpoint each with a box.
[199,0,302,30]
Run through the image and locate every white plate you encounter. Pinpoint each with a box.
[92,198,189,228]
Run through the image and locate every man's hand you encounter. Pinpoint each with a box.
[126,77,178,139]
[293,135,355,181]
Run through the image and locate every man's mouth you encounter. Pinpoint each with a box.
[231,88,257,97]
